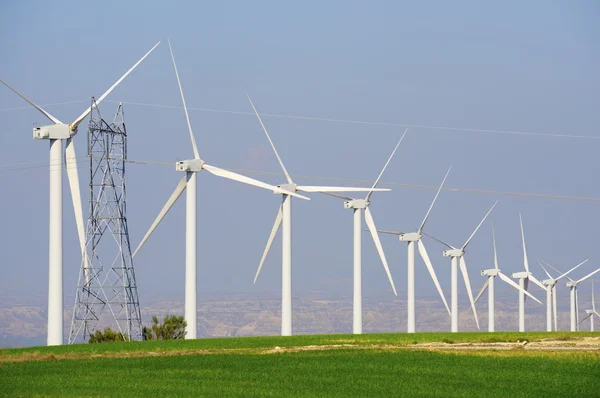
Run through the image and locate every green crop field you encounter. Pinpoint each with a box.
[1,332,599,397]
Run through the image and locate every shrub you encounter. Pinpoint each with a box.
[143,315,187,340]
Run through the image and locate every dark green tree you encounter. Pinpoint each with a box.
[143,315,187,340]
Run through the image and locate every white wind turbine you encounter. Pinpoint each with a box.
[510,214,545,332]
[377,167,453,333]
[0,41,160,346]
[131,41,309,339]
[427,201,498,332]
[472,225,541,332]
[537,258,587,331]
[579,281,600,332]
[247,95,391,336]
[323,131,408,335]
[563,268,600,331]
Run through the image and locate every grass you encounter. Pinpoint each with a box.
[1,332,599,397]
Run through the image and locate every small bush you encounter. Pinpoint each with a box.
[89,328,127,343]
[143,315,187,340]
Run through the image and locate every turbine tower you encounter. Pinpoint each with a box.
[0,42,160,345]
[537,259,587,331]
[429,201,498,332]
[472,225,541,332]
[324,131,407,335]
[69,102,142,343]
[248,96,390,336]
[131,41,305,339]
[510,214,545,332]
[378,167,452,333]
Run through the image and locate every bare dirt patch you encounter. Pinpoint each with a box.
[2,337,598,363]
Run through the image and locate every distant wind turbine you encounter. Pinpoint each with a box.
[537,258,587,331]
[377,166,452,333]
[579,281,600,332]
[324,130,408,334]
[428,201,498,332]
[511,214,545,332]
[472,224,541,332]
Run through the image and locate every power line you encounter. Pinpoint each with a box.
[1,99,598,141]
[124,159,600,204]
[1,156,597,203]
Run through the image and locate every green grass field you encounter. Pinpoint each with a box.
[1,332,599,397]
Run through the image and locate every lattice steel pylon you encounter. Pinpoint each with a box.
[69,99,142,343]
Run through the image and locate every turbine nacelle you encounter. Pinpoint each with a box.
[443,249,463,257]
[33,124,73,140]
[481,268,499,277]
[276,182,298,195]
[344,199,368,209]
[398,232,421,242]
[176,159,205,172]
[512,271,529,279]
[566,280,578,288]
[542,278,556,286]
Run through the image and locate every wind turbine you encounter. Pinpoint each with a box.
[428,201,498,332]
[323,130,407,335]
[472,224,541,332]
[131,41,309,339]
[0,41,160,345]
[537,258,587,331]
[247,95,391,336]
[377,167,453,333]
[510,214,545,332]
[579,281,600,332]
[564,268,600,331]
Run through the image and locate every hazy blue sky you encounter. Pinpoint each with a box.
[0,1,599,314]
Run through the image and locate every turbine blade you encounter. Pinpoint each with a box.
[365,128,407,202]
[462,201,498,251]
[254,205,283,283]
[579,313,592,324]
[364,207,397,295]
[202,164,310,200]
[132,176,187,258]
[246,94,292,184]
[418,240,450,315]
[492,223,499,270]
[459,257,480,330]
[529,274,546,290]
[577,267,600,284]
[0,79,62,124]
[377,229,404,235]
[65,139,87,267]
[593,281,596,312]
[536,259,553,279]
[542,259,573,282]
[471,278,490,310]
[498,272,542,304]
[422,232,455,250]
[70,41,161,130]
[519,213,529,273]
[557,259,588,281]
[168,39,200,160]
[297,186,389,193]
[418,165,451,234]
[322,192,354,201]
